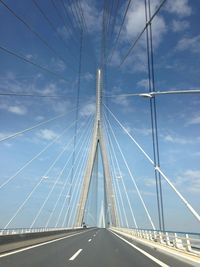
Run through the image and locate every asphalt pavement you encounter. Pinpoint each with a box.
[0,228,197,267]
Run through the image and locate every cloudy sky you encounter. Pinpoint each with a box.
[0,0,199,232]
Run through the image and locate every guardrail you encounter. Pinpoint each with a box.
[111,227,200,256]
[0,227,82,236]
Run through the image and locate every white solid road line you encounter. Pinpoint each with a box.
[111,231,169,267]
[0,229,94,258]
[69,249,83,261]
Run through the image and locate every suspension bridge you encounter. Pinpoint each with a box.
[0,0,200,266]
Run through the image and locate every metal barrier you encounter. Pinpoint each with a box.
[111,227,200,256]
[0,227,82,236]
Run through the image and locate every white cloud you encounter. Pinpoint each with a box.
[127,46,147,73]
[164,134,194,145]
[124,125,132,134]
[192,152,200,157]
[187,115,200,125]
[25,54,33,60]
[83,72,94,81]
[35,116,45,121]
[109,44,147,72]
[151,16,166,47]
[80,102,95,117]
[66,0,101,34]
[144,178,156,187]
[172,19,190,32]
[164,133,200,145]
[124,0,166,48]
[125,1,146,40]
[176,170,200,193]
[0,136,12,147]
[3,71,16,80]
[37,129,58,141]
[130,188,155,197]
[165,0,192,17]
[0,132,10,140]
[133,127,152,136]
[113,0,166,72]
[41,83,57,96]
[0,73,74,119]
[79,0,101,33]
[0,132,23,144]
[111,86,132,111]
[0,73,22,93]
[0,103,27,115]
[137,79,149,90]
[109,50,121,66]
[25,54,37,60]
[8,105,27,115]
[0,72,57,96]
[57,26,72,41]
[111,0,192,73]
[140,190,156,197]
[50,58,66,72]
[176,35,200,54]
[4,142,12,148]
[52,101,71,114]
[112,95,129,108]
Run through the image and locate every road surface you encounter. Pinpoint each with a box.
[0,228,196,267]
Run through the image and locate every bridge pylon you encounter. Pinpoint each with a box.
[75,69,119,227]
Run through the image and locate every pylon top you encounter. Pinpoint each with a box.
[96,68,102,123]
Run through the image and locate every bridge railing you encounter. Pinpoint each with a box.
[0,227,82,236]
[111,227,200,255]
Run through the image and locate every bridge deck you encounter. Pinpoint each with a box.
[0,228,195,267]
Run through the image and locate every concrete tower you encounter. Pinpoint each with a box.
[75,69,118,227]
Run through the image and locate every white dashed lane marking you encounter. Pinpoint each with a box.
[69,249,83,261]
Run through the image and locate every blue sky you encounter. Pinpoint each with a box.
[0,0,199,233]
